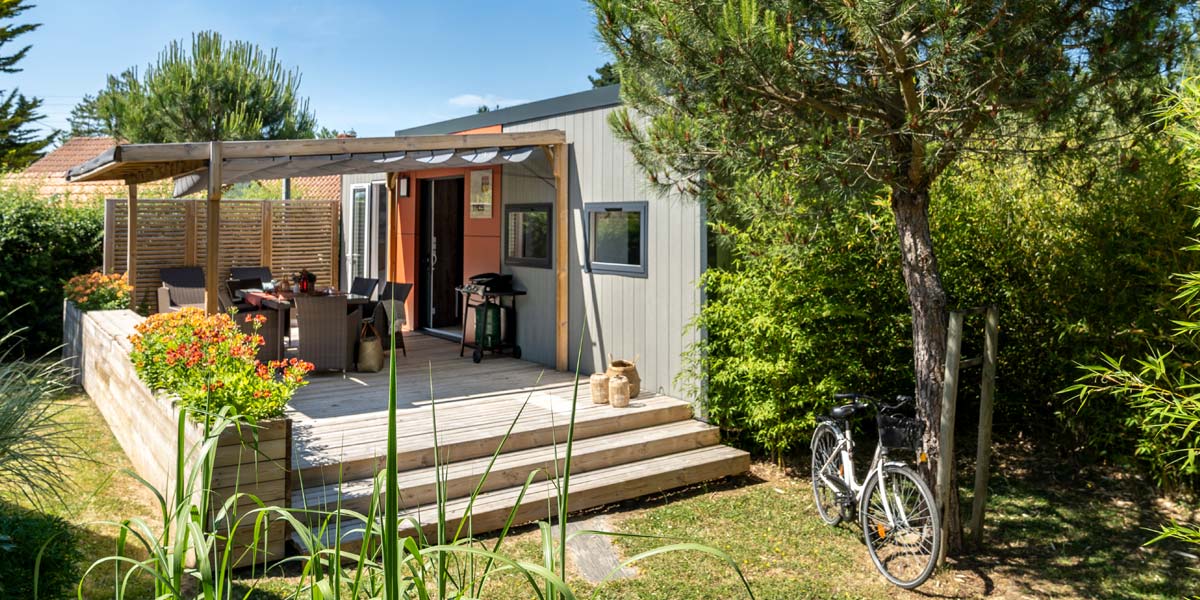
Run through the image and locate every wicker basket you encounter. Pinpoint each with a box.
[605,354,641,398]
[589,373,610,404]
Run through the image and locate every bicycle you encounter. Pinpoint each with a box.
[810,393,940,589]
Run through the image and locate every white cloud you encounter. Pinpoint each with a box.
[447,93,529,110]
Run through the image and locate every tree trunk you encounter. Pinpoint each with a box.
[890,185,963,555]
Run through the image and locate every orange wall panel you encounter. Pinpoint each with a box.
[388,165,503,328]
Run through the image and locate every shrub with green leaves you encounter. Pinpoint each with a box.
[687,138,1199,462]
[0,504,82,600]
[0,185,103,356]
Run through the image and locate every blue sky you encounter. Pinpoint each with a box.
[11,1,610,138]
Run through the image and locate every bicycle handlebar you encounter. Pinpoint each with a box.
[834,392,913,412]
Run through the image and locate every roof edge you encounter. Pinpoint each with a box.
[395,85,621,136]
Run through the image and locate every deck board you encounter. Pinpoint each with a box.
[287,333,689,477]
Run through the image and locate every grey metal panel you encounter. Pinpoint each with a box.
[396,85,621,136]
[503,106,704,400]
[500,154,558,367]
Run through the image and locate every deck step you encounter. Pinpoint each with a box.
[292,419,723,522]
[294,396,695,485]
[290,444,751,553]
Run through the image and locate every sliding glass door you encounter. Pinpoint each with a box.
[346,181,389,294]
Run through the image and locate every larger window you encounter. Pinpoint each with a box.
[585,202,648,277]
[505,204,552,268]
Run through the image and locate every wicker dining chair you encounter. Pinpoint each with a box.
[217,283,283,363]
[294,294,358,372]
[366,282,413,356]
[350,276,379,298]
[231,266,273,284]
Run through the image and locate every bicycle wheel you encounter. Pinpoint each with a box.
[859,464,940,589]
[810,422,844,525]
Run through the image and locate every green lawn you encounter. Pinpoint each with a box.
[7,395,1199,599]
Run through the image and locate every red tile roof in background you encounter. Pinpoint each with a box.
[17,137,341,201]
[289,174,341,199]
[24,136,117,174]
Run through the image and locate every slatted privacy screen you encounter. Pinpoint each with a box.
[105,198,340,311]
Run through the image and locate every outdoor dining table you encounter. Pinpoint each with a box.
[242,290,371,359]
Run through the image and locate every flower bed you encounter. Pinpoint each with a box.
[128,308,312,423]
[77,308,306,567]
[62,272,131,383]
[63,271,130,311]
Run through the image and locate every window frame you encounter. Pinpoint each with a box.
[503,203,554,269]
[583,201,649,277]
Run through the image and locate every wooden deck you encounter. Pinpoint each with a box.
[286,333,749,549]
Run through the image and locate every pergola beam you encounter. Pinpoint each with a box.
[126,182,137,304]
[68,131,567,183]
[551,143,569,372]
[205,141,223,314]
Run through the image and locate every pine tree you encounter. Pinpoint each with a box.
[593,0,1195,553]
[67,94,111,138]
[0,0,54,170]
[76,31,317,143]
[588,62,620,88]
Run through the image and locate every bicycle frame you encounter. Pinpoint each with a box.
[815,419,908,527]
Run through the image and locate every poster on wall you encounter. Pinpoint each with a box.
[469,170,492,219]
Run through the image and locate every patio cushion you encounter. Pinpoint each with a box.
[231,267,273,285]
[160,267,205,288]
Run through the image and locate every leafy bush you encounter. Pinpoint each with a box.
[62,272,130,311]
[128,308,312,422]
[0,185,103,356]
[0,504,82,600]
[688,138,1200,461]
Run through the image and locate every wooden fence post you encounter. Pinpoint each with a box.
[126,183,138,307]
[184,200,197,266]
[204,142,223,314]
[261,201,273,269]
[103,199,115,274]
[937,310,963,566]
[968,306,1000,546]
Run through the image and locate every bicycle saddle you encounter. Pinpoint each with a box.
[830,402,867,419]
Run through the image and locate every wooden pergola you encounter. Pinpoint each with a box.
[67,131,572,370]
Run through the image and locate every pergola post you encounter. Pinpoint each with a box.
[126,182,138,305]
[205,141,223,314]
[552,142,569,371]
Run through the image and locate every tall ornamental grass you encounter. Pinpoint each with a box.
[0,309,80,508]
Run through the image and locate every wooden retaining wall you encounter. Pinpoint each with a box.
[74,309,291,567]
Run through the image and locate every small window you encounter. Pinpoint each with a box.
[585,202,648,277]
[505,204,552,268]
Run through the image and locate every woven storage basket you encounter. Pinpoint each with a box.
[605,354,641,398]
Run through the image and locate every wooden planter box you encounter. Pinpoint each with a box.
[78,309,292,567]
